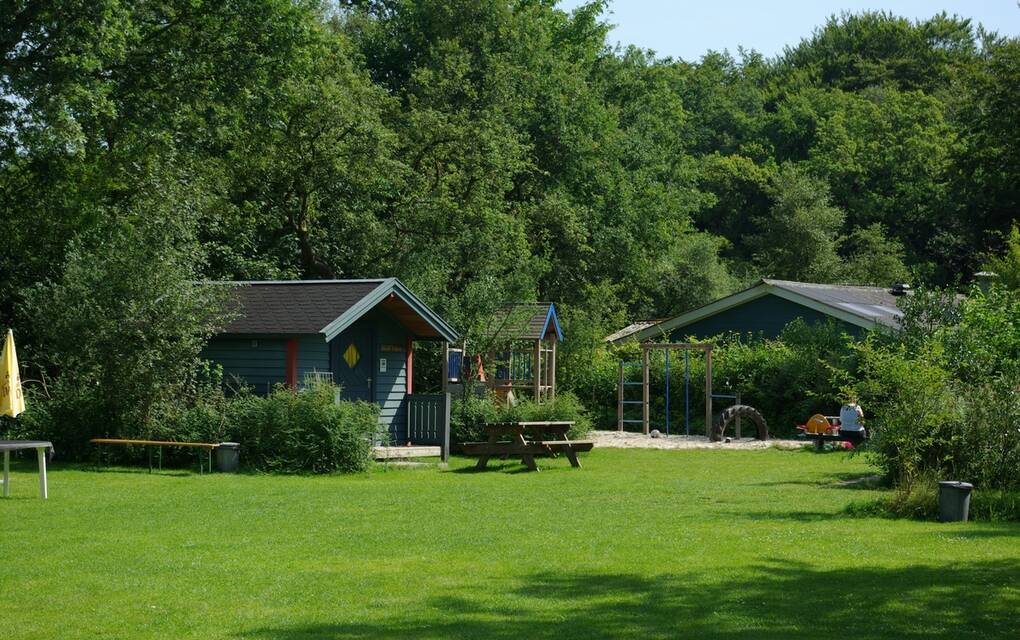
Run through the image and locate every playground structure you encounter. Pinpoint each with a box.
[446,303,561,403]
[617,342,768,441]
[797,413,867,451]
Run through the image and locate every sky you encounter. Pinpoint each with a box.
[557,0,1020,61]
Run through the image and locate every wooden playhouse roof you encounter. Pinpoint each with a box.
[484,303,563,342]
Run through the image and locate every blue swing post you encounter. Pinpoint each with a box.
[664,350,670,436]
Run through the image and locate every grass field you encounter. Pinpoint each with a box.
[2,447,1018,639]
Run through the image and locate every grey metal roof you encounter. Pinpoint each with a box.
[762,279,906,328]
[615,279,913,344]
[218,280,386,334]
[603,320,662,343]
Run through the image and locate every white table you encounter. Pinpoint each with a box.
[0,440,54,499]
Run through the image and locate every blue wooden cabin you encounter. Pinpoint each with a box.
[608,279,909,344]
[202,279,459,446]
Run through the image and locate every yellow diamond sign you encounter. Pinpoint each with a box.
[343,343,360,369]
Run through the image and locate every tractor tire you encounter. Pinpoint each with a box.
[711,404,768,442]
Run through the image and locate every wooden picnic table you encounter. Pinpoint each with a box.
[462,421,594,471]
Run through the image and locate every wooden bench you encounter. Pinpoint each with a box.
[463,421,594,471]
[89,438,219,473]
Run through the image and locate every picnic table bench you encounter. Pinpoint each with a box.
[462,421,594,471]
[90,438,218,473]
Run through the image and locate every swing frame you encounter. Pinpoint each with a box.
[617,343,714,436]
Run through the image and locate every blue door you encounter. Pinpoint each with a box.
[333,327,373,401]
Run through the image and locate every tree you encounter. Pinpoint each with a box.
[750,163,845,282]
[841,223,911,286]
[22,172,231,455]
[983,225,1020,291]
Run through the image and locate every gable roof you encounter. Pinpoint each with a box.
[619,279,909,344]
[485,303,563,342]
[213,279,459,342]
[603,320,662,344]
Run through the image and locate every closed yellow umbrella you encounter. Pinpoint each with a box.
[1,329,26,418]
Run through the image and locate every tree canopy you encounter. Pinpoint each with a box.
[3,1,1018,374]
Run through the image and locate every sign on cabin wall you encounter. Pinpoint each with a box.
[379,358,387,373]
[380,344,404,353]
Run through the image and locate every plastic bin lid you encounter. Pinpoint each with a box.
[938,480,973,489]
[218,442,240,448]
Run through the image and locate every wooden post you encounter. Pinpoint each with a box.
[405,336,414,394]
[549,337,557,400]
[705,347,713,437]
[441,341,449,393]
[735,390,742,439]
[441,392,451,463]
[533,338,542,401]
[642,347,650,435]
[617,361,624,432]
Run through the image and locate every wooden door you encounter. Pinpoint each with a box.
[333,327,373,402]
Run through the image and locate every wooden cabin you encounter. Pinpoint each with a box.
[201,279,459,448]
[607,279,911,344]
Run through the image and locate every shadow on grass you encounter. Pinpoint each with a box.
[449,458,581,475]
[237,560,1020,639]
[752,471,886,491]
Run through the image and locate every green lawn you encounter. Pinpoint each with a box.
[2,448,1018,639]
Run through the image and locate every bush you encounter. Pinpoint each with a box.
[154,382,381,474]
[450,389,501,445]
[450,389,592,444]
[845,285,1020,506]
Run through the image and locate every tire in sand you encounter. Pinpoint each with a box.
[710,404,768,442]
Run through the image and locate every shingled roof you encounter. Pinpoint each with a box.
[211,279,459,342]
[615,279,912,344]
[484,303,563,342]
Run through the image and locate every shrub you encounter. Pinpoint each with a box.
[154,382,381,474]
[506,392,593,439]
[450,389,592,444]
[848,297,1020,494]
[450,388,501,444]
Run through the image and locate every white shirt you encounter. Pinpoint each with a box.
[840,404,864,431]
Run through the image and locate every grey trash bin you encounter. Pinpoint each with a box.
[216,442,240,472]
[938,480,973,522]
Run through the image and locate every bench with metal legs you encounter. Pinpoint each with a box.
[90,438,217,474]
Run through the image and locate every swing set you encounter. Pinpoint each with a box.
[617,342,766,440]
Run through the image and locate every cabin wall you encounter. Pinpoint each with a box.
[202,334,329,393]
[669,294,861,340]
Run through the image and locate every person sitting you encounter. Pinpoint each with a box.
[838,400,867,443]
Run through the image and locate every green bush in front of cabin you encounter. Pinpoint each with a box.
[154,381,381,474]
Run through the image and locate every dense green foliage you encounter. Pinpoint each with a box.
[158,382,381,473]
[3,2,1020,465]
[847,286,1020,500]
[3,449,1019,638]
